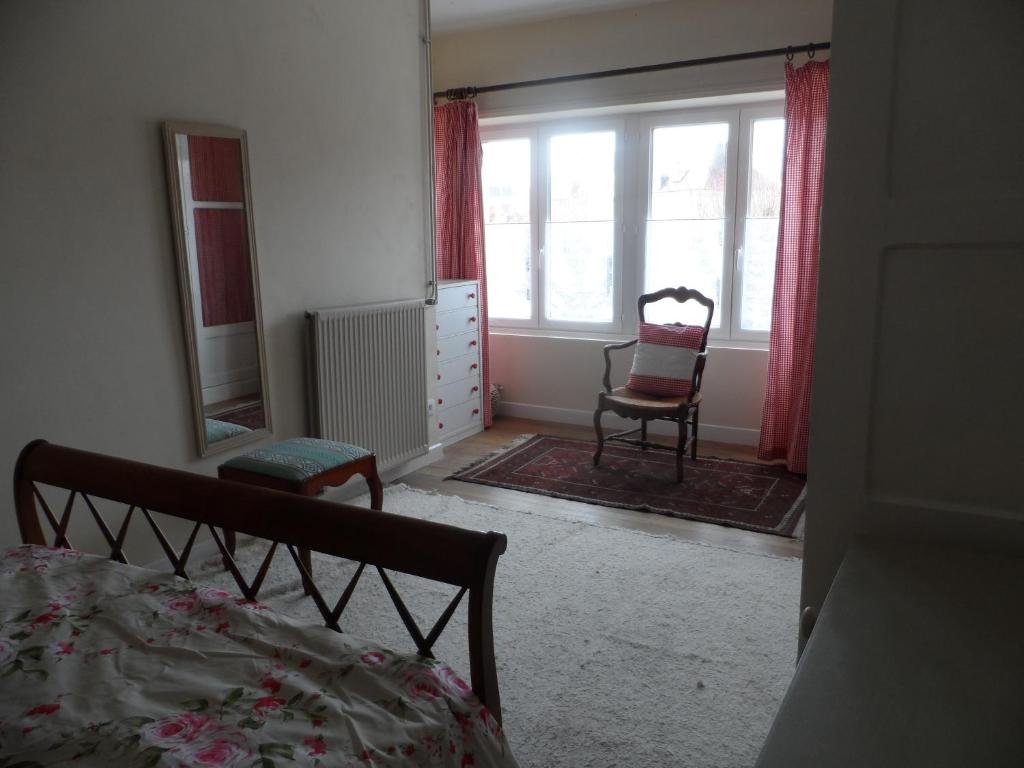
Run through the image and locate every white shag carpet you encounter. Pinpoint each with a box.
[191,485,800,768]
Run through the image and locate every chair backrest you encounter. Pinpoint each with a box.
[637,286,715,353]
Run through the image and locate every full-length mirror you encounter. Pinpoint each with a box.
[163,122,271,455]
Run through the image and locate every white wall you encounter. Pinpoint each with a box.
[432,0,832,440]
[0,0,430,552]
[492,334,766,445]
[803,0,1024,613]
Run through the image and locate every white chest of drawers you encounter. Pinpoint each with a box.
[434,279,484,446]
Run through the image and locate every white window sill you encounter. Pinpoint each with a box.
[489,326,769,351]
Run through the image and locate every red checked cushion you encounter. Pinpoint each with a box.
[626,323,704,397]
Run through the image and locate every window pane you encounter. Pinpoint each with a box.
[650,123,729,221]
[484,223,531,319]
[546,221,614,323]
[645,122,729,328]
[740,118,784,331]
[545,131,616,323]
[549,132,615,222]
[644,219,723,326]
[482,138,532,319]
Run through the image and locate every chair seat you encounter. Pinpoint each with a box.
[605,387,702,411]
[221,437,371,483]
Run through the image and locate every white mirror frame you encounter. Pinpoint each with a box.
[162,121,272,456]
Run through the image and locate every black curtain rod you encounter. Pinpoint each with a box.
[433,41,830,101]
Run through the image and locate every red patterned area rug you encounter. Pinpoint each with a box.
[449,434,806,537]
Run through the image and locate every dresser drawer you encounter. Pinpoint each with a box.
[436,330,479,362]
[438,351,480,384]
[436,398,482,437]
[437,375,481,409]
[437,283,479,313]
[437,305,480,339]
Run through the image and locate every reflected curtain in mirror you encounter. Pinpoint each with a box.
[163,123,271,456]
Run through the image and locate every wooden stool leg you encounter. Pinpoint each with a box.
[593,405,605,466]
[300,547,313,596]
[640,419,648,449]
[222,529,236,570]
[365,455,384,511]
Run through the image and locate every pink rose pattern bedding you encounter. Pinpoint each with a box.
[0,546,518,767]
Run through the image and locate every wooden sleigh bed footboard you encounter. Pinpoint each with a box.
[13,439,508,723]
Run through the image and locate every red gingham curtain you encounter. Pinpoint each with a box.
[434,101,492,426]
[757,60,830,473]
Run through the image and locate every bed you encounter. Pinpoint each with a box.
[2,440,518,767]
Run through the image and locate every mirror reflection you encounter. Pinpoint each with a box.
[164,123,271,454]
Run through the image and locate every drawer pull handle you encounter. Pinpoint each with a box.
[468,292,476,299]
[437,374,441,381]
[438,422,444,429]
[471,386,479,393]
[472,408,480,415]
[469,316,477,323]
[435,324,439,331]
[436,349,440,355]
[469,340,478,347]
[437,398,443,405]
[470,363,478,370]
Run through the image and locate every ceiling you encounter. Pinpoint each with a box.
[430,0,662,34]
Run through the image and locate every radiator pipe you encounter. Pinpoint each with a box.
[422,0,438,305]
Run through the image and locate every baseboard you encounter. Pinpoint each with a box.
[382,442,445,483]
[141,444,446,572]
[440,423,483,447]
[500,401,760,447]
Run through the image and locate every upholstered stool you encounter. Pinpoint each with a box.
[218,437,383,591]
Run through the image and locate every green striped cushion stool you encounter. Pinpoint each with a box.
[218,438,384,591]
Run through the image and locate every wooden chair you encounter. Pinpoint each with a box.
[592,287,714,482]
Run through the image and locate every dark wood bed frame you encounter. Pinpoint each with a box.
[13,440,507,722]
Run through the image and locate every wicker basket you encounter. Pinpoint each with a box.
[489,384,504,417]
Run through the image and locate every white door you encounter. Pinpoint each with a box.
[804,0,1024,616]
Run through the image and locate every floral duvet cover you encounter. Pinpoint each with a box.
[0,545,518,768]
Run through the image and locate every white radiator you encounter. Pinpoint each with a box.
[306,300,429,470]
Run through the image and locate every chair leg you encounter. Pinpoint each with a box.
[676,417,686,483]
[691,407,700,461]
[593,406,605,466]
[640,419,648,449]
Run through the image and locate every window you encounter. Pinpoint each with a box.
[544,129,618,326]
[481,137,533,319]
[481,100,784,342]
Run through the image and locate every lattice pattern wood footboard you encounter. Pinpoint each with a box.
[13,439,507,722]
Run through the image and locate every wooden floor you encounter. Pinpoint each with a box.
[403,416,803,559]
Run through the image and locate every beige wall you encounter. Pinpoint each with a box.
[0,0,430,551]
[432,0,833,114]
[433,0,832,439]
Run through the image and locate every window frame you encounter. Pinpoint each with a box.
[481,98,784,343]
[635,107,741,340]
[538,117,625,334]
[730,103,786,343]
[479,126,539,329]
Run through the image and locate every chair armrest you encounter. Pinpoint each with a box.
[601,339,637,392]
